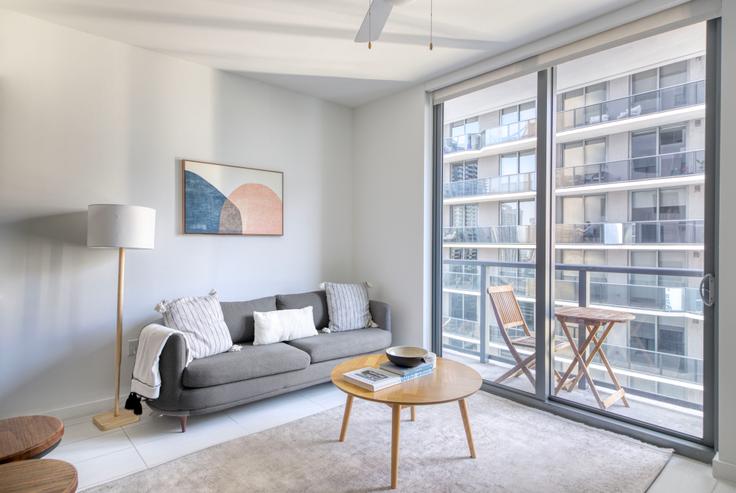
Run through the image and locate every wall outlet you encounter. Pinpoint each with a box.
[128,338,139,358]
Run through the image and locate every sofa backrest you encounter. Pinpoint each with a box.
[220,296,277,344]
[276,290,329,330]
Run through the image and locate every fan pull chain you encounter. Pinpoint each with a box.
[429,0,433,50]
[368,0,372,49]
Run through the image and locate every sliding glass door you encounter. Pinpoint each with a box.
[440,73,539,394]
[434,19,717,448]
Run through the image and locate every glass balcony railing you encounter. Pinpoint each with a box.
[442,270,702,315]
[443,225,536,244]
[440,259,705,412]
[444,118,537,154]
[557,80,705,130]
[555,278,703,315]
[444,172,537,199]
[555,219,704,245]
[556,150,705,188]
[444,220,703,245]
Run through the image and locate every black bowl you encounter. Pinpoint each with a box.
[385,346,429,368]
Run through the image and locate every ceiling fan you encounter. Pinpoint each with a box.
[354,0,425,49]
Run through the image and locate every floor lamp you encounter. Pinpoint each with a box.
[88,204,156,431]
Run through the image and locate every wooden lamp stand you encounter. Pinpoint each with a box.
[93,248,139,431]
[87,204,156,432]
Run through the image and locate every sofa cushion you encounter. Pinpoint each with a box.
[221,296,277,343]
[276,291,329,330]
[182,342,310,388]
[286,328,391,364]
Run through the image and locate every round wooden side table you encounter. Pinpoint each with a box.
[0,416,65,463]
[0,459,78,493]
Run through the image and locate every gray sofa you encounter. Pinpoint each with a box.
[147,290,391,431]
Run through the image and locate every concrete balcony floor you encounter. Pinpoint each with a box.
[444,349,703,439]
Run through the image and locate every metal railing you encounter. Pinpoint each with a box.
[556,219,704,245]
[441,259,705,408]
[443,268,703,315]
[556,150,705,188]
[444,118,537,154]
[557,80,705,130]
[444,172,537,198]
[444,220,703,245]
[443,225,536,244]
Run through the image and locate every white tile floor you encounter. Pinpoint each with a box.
[48,383,731,492]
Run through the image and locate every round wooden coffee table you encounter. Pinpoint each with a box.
[331,354,482,489]
[0,416,64,463]
[0,459,78,492]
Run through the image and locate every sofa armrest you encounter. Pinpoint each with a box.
[155,332,187,409]
[370,300,391,333]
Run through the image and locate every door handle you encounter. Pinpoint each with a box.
[699,273,715,307]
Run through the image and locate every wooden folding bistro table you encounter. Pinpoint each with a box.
[554,306,635,410]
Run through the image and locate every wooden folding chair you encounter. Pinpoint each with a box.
[487,285,570,386]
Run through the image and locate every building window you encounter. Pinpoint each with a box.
[449,293,478,322]
[450,117,480,137]
[500,101,536,126]
[500,149,536,176]
[631,125,687,179]
[630,187,686,222]
[449,248,478,274]
[450,204,479,228]
[450,160,478,182]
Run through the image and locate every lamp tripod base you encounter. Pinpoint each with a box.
[92,410,139,431]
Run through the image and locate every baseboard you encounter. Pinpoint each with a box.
[38,396,122,422]
[713,453,736,482]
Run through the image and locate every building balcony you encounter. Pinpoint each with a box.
[444,172,536,201]
[444,118,537,155]
[557,80,705,131]
[443,225,535,245]
[440,259,705,437]
[443,219,704,248]
[555,150,705,190]
[442,268,702,316]
[555,219,704,246]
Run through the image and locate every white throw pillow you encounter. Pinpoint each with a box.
[253,307,318,345]
[155,290,233,359]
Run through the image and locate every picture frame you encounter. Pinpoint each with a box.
[182,159,284,236]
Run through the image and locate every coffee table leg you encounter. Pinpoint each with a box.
[391,404,401,489]
[410,406,416,422]
[339,394,353,442]
[458,399,476,458]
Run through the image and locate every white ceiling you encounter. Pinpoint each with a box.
[0,0,646,107]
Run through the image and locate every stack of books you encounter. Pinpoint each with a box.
[343,361,434,391]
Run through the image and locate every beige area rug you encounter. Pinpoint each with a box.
[90,392,672,492]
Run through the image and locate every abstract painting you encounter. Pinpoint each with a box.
[182,160,283,236]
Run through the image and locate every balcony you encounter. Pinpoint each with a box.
[444,118,537,155]
[555,150,705,189]
[441,259,705,437]
[444,172,536,199]
[443,268,702,316]
[557,80,704,131]
[444,220,703,246]
[555,219,704,245]
[443,225,535,245]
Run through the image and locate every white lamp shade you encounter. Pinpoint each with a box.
[87,204,156,249]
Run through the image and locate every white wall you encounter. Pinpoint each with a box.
[0,10,354,418]
[351,86,430,348]
[714,0,736,482]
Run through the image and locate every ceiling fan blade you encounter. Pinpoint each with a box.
[354,0,393,43]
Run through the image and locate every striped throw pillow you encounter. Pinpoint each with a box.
[323,282,377,332]
[156,290,233,359]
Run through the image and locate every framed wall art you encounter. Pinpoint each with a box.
[182,160,283,236]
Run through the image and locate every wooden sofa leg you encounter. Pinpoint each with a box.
[179,416,188,433]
